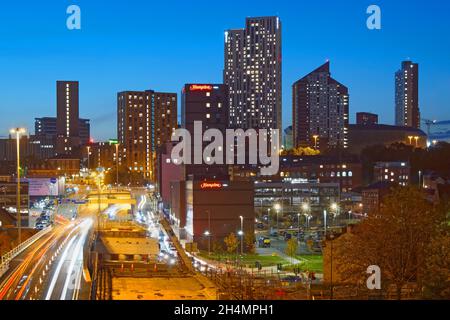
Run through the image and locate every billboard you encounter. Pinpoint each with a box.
[28,178,62,196]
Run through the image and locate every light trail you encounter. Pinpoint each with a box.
[60,219,92,300]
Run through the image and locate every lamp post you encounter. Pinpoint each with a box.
[330,233,335,300]
[313,135,319,150]
[297,213,301,242]
[323,209,327,238]
[10,128,26,244]
[408,136,413,145]
[274,203,281,235]
[239,215,244,255]
[205,210,211,256]
[330,202,339,226]
[86,145,91,170]
[414,136,419,148]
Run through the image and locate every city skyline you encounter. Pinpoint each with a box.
[1,1,450,141]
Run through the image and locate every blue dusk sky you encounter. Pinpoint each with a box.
[0,0,449,140]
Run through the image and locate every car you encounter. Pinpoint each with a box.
[281,275,301,283]
[284,233,292,241]
[270,231,278,237]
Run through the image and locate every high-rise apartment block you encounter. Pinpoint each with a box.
[117,90,177,181]
[224,16,282,135]
[395,61,419,129]
[56,81,80,155]
[292,62,349,150]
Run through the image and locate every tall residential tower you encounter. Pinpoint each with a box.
[224,16,282,134]
[117,90,177,181]
[395,60,419,129]
[292,62,349,150]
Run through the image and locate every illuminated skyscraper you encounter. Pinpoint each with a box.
[395,61,419,129]
[224,16,282,135]
[56,81,80,155]
[117,90,177,181]
[292,61,349,150]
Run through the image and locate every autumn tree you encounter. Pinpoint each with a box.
[422,228,450,299]
[244,232,256,254]
[224,232,238,255]
[285,238,298,264]
[335,186,446,299]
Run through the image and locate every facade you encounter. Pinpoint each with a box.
[373,161,410,186]
[35,117,90,146]
[231,155,362,193]
[356,112,378,126]
[395,61,419,129]
[158,142,183,207]
[224,16,282,136]
[87,142,117,170]
[184,180,254,249]
[56,81,81,155]
[27,157,80,177]
[0,135,55,161]
[347,124,427,154]
[181,84,229,180]
[292,62,349,150]
[117,90,177,182]
[361,181,395,214]
[254,181,340,218]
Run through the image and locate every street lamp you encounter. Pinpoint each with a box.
[296,213,301,242]
[312,135,319,150]
[239,215,244,255]
[86,145,91,170]
[109,139,120,191]
[274,203,281,235]
[414,136,419,148]
[10,128,26,244]
[408,136,413,145]
[205,210,211,256]
[330,202,339,226]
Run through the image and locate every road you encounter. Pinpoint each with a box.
[0,187,95,300]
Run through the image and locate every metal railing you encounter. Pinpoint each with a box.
[0,226,52,278]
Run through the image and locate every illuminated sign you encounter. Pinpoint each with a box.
[189,84,213,92]
[200,182,222,189]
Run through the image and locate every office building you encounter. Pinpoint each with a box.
[117,90,177,181]
[395,61,419,129]
[224,16,282,136]
[292,62,349,150]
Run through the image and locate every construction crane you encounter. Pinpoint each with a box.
[422,119,450,136]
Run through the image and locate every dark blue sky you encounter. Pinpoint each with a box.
[1,0,449,140]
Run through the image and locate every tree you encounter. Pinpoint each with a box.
[336,186,446,299]
[422,229,450,299]
[281,146,320,156]
[212,240,224,256]
[285,238,298,264]
[224,232,239,255]
[244,232,256,254]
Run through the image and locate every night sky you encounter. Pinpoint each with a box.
[1,0,449,141]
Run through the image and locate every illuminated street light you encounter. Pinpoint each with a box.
[414,136,419,147]
[312,135,319,150]
[10,128,26,244]
[274,203,281,235]
[239,215,244,255]
[408,136,413,145]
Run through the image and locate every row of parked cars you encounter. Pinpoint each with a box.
[35,210,52,230]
